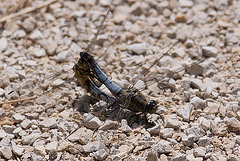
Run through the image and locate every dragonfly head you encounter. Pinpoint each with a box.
[145,100,158,114]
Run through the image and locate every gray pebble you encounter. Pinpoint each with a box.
[210,119,227,136]
[52,79,64,87]
[39,117,58,128]
[185,127,206,141]
[198,136,211,147]
[0,88,4,96]
[0,130,7,139]
[0,38,8,52]
[190,97,206,110]
[172,154,187,161]
[193,147,206,157]
[128,43,147,55]
[13,30,26,38]
[22,131,41,145]
[0,146,12,159]
[55,50,71,62]
[176,30,188,42]
[177,104,192,121]
[22,60,37,66]
[152,140,172,154]
[20,119,32,129]
[164,116,182,129]
[34,49,46,58]
[22,17,36,32]
[92,148,108,160]
[13,113,25,123]
[84,114,102,129]
[11,141,24,156]
[67,127,93,145]
[190,78,207,91]
[182,134,195,146]
[82,141,106,153]
[160,128,174,139]
[29,29,43,40]
[202,46,218,57]
[99,120,119,131]
[2,125,16,134]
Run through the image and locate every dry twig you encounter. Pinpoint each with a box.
[0,0,57,23]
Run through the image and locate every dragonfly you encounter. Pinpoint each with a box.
[66,9,181,137]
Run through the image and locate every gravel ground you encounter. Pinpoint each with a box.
[0,0,240,160]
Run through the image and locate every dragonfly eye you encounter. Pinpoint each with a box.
[145,100,157,113]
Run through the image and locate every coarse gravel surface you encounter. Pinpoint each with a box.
[0,0,240,160]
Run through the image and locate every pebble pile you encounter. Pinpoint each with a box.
[0,0,240,160]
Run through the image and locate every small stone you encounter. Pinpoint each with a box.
[120,119,131,133]
[57,142,74,152]
[182,134,195,146]
[227,118,240,133]
[29,30,43,40]
[0,38,8,52]
[185,39,194,48]
[39,117,58,128]
[193,147,206,157]
[130,2,143,16]
[20,119,32,129]
[22,17,36,32]
[198,117,210,131]
[179,0,194,7]
[214,0,229,11]
[0,130,7,139]
[152,140,172,154]
[13,113,25,123]
[22,131,41,145]
[167,30,176,39]
[67,127,93,145]
[99,120,119,131]
[185,127,206,141]
[0,88,5,96]
[164,116,182,128]
[190,78,207,91]
[52,79,64,87]
[34,144,46,156]
[11,141,24,156]
[128,43,147,55]
[13,30,26,38]
[118,144,134,153]
[172,154,187,161]
[34,49,46,58]
[177,104,192,121]
[45,141,58,152]
[160,128,174,139]
[99,0,110,6]
[2,125,16,134]
[146,151,158,161]
[82,141,106,153]
[176,30,188,42]
[202,46,218,57]
[55,50,71,62]
[84,114,102,129]
[175,14,187,23]
[22,60,37,66]
[198,136,211,146]
[190,97,206,109]
[0,146,12,159]
[185,63,205,76]
[92,149,108,160]
[210,120,227,136]
[204,101,220,114]
[31,153,42,161]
